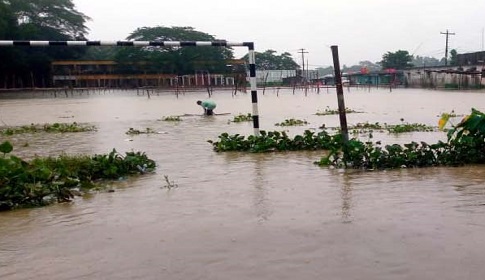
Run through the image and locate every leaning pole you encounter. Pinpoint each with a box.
[0,40,261,136]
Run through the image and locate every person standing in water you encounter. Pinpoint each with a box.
[196,99,216,115]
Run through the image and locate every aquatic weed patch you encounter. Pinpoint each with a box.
[275,118,309,126]
[208,130,342,153]
[316,108,485,169]
[229,113,252,123]
[159,116,182,122]
[210,108,485,170]
[0,122,96,135]
[316,107,362,116]
[126,127,158,135]
[347,121,436,134]
[0,142,156,211]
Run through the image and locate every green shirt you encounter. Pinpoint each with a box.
[201,100,216,110]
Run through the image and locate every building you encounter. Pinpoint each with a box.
[404,65,484,89]
[51,60,247,89]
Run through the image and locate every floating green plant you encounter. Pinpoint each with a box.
[275,118,308,126]
[209,108,485,171]
[125,127,157,135]
[0,122,96,135]
[0,142,156,211]
[316,108,485,169]
[208,130,341,153]
[159,116,182,122]
[387,122,435,133]
[230,113,252,123]
[316,107,362,116]
[347,121,435,134]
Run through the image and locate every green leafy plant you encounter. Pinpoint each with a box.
[275,118,308,126]
[208,130,342,153]
[125,127,157,135]
[0,141,13,156]
[0,122,96,135]
[209,108,485,171]
[316,108,485,169]
[230,113,252,123]
[159,116,182,122]
[316,107,362,116]
[0,143,156,211]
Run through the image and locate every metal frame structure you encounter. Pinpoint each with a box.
[0,40,260,136]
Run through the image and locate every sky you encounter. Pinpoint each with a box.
[73,0,485,68]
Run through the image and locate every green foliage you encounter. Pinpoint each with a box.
[380,50,414,69]
[0,145,156,211]
[0,122,96,135]
[208,130,343,153]
[126,127,157,135]
[315,107,361,116]
[449,49,458,66]
[275,118,308,126]
[160,116,182,122]
[386,122,434,133]
[209,108,485,170]
[0,141,13,155]
[347,121,435,134]
[242,49,300,70]
[230,113,252,123]
[0,0,90,88]
[115,26,233,75]
[317,108,485,169]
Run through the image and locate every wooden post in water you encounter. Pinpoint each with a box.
[331,45,349,144]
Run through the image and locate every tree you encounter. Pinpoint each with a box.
[242,50,300,70]
[380,50,414,69]
[412,55,444,67]
[449,49,458,66]
[114,26,234,75]
[0,0,90,88]
[7,0,89,38]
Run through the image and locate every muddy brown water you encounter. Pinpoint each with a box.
[1,88,485,280]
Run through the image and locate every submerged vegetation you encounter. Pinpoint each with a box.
[159,116,182,122]
[348,121,435,134]
[208,130,340,153]
[275,118,308,126]
[0,122,96,135]
[0,142,156,211]
[209,108,485,170]
[126,127,158,135]
[316,107,362,116]
[230,113,252,123]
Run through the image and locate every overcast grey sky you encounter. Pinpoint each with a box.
[73,0,485,68]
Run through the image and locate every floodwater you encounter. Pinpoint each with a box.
[1,87,485,280]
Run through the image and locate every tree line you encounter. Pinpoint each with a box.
[0,0,301,89]
[0,0,460,89]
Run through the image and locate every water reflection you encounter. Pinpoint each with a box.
[340,172,354,223]
[251,154,272,223]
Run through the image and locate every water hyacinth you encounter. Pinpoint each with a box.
[0,142,156,211]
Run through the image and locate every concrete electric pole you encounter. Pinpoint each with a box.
[298,48,308,81]
[440,29,455,66]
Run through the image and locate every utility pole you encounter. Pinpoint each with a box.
[298,48,308,81]
[440,29,455,66]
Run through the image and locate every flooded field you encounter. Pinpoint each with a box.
[1,87,485,279]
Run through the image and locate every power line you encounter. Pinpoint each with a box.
[440,29,456,66]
